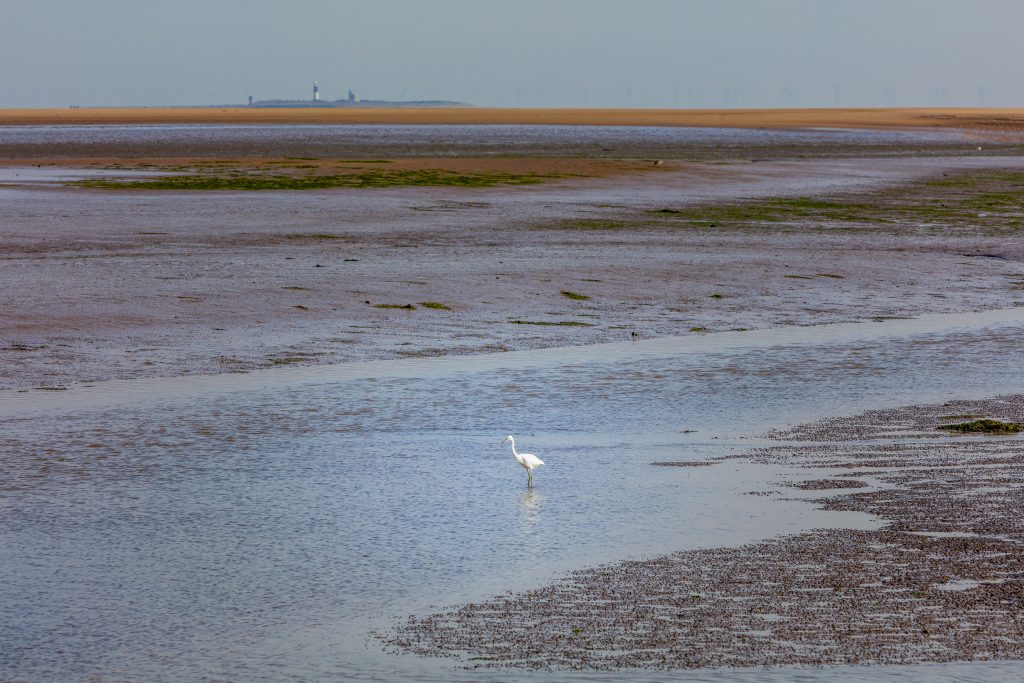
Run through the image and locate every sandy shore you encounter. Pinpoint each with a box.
[4,107,1024,133]
[388,394,1024,669]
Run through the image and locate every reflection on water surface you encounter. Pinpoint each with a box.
[2,309,1024,681]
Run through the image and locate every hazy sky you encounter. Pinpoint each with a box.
[2,0,1022,108]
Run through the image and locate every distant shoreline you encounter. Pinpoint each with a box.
[3,107,1024,132]
[244,99,470,109]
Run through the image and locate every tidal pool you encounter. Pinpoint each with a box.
[2,309,1024,681]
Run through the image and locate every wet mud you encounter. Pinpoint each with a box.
[387,395,1024,671]
[5,152,1024,391]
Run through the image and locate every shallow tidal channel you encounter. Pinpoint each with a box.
[2,309,1024,681]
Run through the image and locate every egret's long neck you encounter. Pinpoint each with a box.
[508,438,519,459]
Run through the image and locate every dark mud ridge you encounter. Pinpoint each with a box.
[385,395,1024,671]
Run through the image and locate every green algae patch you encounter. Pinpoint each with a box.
[937,419,1023,434]
[645,198,885,225]
[270,357,307,365]
[286,233,345,240]
[555,218,631,231]
[509,320,594,327]
[560,290,591,300]
[418,302,452,310]
[71,169,558,191]
[536,170,1024,239]
[373,303,417,310]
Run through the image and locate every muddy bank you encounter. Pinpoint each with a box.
[4,106,1024,134]
[0,156,656,180]
[0,120,1010,162]
[4,156,1024,391]
[386,395,1024,671]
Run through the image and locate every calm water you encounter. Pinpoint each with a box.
[2,309,1024,681]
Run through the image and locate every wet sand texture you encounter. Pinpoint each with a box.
[387,395,1024,670]
[5,156,1024,391]
[4,107,1024,133]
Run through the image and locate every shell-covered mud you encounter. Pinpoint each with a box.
[386,395,1024,671]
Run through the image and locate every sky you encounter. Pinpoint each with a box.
[2,0,1023,109]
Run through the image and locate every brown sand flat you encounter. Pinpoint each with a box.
[4,107,1024,132]
[0,156,661,178]
[387,395,1024,670]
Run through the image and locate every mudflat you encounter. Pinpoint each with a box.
[2,121,1023,398]
[4,106,1024,132]
[5,118,1024,679]
[5,152,1024,391]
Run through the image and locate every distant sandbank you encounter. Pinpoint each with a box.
[3,107,1024,132]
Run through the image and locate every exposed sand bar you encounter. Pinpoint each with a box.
[4,107,1024,132]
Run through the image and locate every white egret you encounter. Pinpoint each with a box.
[502,435,544,487]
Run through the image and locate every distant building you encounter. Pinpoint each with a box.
[248,84,467,108]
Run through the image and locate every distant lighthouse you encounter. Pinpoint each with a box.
[313,81,320,102]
